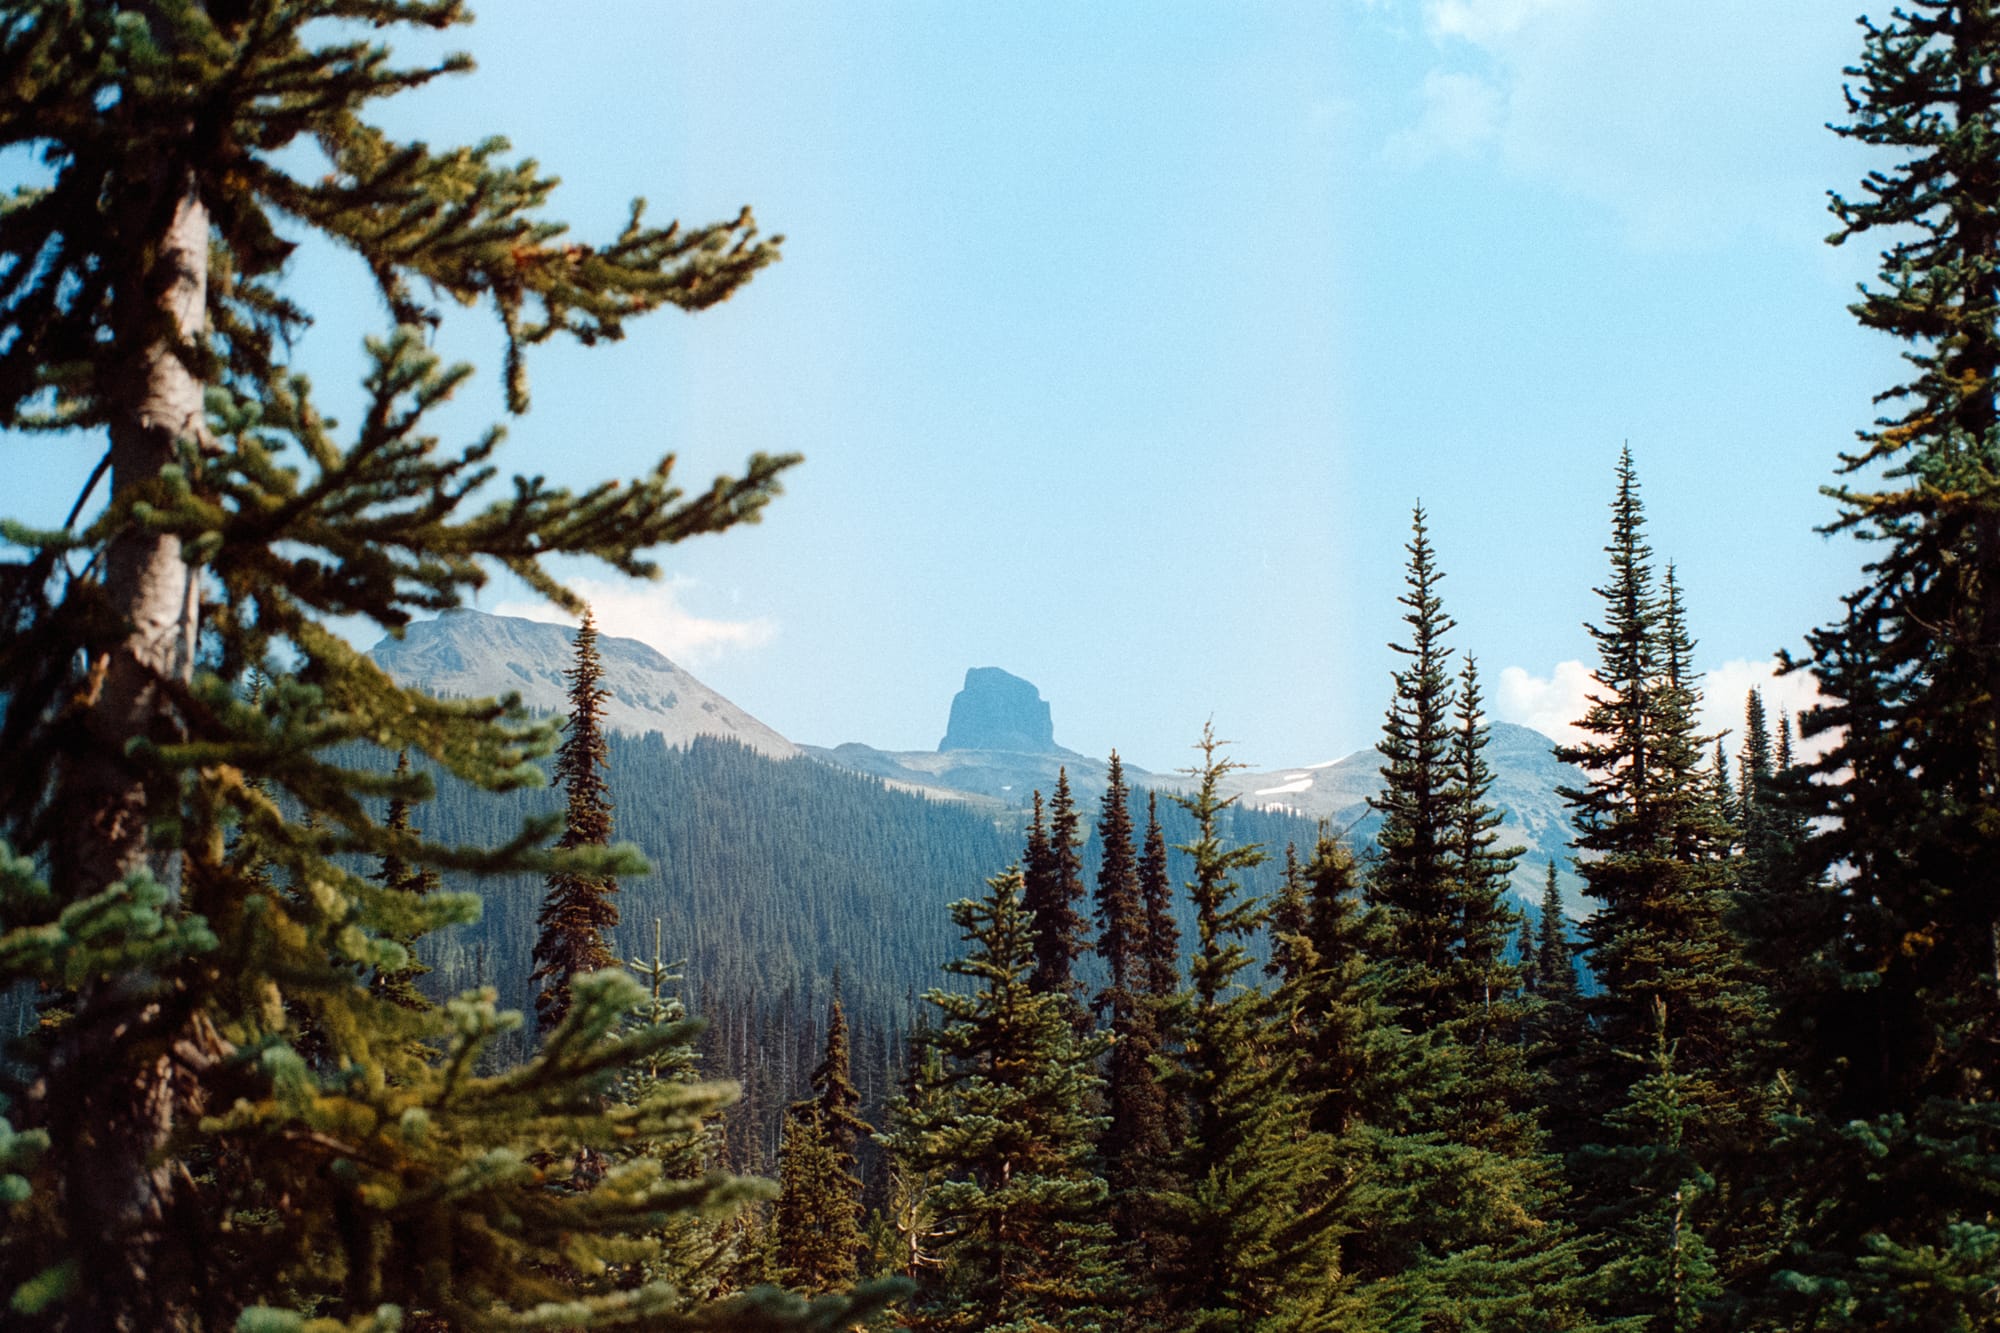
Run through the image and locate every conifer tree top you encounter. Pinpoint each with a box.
[0,0,779,426]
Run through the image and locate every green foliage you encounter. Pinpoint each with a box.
[0,2,828,1326]
[531,611,621,1033]
[1152,728,1345,1332]
[775,1109,862,1296]
[1581,1001,1722,1333]
[1752,4,2000,1323]
[773,993,869,1294]
[881,867,1118,1332]
[1555,458,1757,1150]
[1026,769,1090,1015]
[1367,505,1462,1021]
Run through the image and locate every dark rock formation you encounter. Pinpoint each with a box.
[938,667,1057,753]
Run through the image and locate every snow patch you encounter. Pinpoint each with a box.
[1254,777,1314,796]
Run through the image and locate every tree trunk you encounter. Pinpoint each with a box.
[57,166,208,900]
[43,163,211,1333]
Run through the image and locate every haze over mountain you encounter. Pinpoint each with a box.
[374,612,1588,913]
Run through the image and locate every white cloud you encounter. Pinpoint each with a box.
[1496,659,1597,748]
[1700,657,1834,762]
[1425,0,1584,43]
[1385,70,1503,166]
[1386,0,1857,250]
[1498,656,1836,762]
[491,576,776,665]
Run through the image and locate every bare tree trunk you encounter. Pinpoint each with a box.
[57,166,208,900]
[41,163,211,1333]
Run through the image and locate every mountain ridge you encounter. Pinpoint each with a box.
[373,611,1589,913]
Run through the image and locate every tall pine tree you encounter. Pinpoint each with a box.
[1754,5,2000,1323]
[1155,726,1342,1330]
[1555,458,1760,1326]
[0,6,890,1327]
[1027,769,1090,1016]
[1367,505,1460,1028]
[531,608,622,1033]
[881,866,1117,1331]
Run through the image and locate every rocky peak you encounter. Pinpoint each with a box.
[938,667,1058,754]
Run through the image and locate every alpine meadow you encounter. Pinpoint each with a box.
[0,3,1996,1332]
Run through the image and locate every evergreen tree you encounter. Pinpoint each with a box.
[1092,755,1172,1273]
[1516,911,1542,997]
[617,919,758,1307]
[882,867,1118,1331]
[531,608,622,1032]
[1138,791,1183,1009]
[1268,833,1406,1327]
[1027,769,1089,1015]
[1536,861,1580,1010]
[1752,5,2000,1323]
[1265,842,1310,986]
[1736,689,1774,868]
[1367,505,1460,1026]
[1555,458,1761,1321]
[775,990,870,1293]
[1555,458,1754,1146]
[1443,655,1530,1090]
[798,989,871,1177]
[0,6,891,1326]
[775,1109,863,1296]
[1582,1001,1722,1333]
[772,1104,860,1288]
[1094,754,1145,1012]
[1155,726,1342,1331]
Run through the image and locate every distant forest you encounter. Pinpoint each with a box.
[399,731,1320,1172]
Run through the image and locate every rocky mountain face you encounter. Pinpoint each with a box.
[368,609,798,760]
[938,667,1067,753]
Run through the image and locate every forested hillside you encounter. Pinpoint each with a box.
[398,730,1319,1168]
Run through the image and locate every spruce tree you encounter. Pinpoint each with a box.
[1268,833,1404,1326]
[617,919,759,1307]
[1582,1002,1722,1333]
[1367,504,1460,1026]
[1092,754,1171,1274]
[881,867,1117,1331]
[774,1109,862,1296]
[1555,459,1753,1144]
[1138,791,1183,1009]
[1752,5,2000,1323]
[798,990,871,1178]
[1736,689,1774,863]
[532,608,622,1032]
[776,990,869,1294]
[1028,768,1089,1014]
[0,6,891,1327]
[1155,726,1342,1330]
[1536,861,1580,1010]
[1443,656,1530,1092]
[1555,460,1760,1321]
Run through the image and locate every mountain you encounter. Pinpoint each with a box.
[1195,722,1585,912]
[371,615,1587,916]
[368,609,797,759]
[807,662,1587,915]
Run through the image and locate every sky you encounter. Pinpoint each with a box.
[9,1,1903,774]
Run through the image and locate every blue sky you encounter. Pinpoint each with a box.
[12,1,1904,773]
